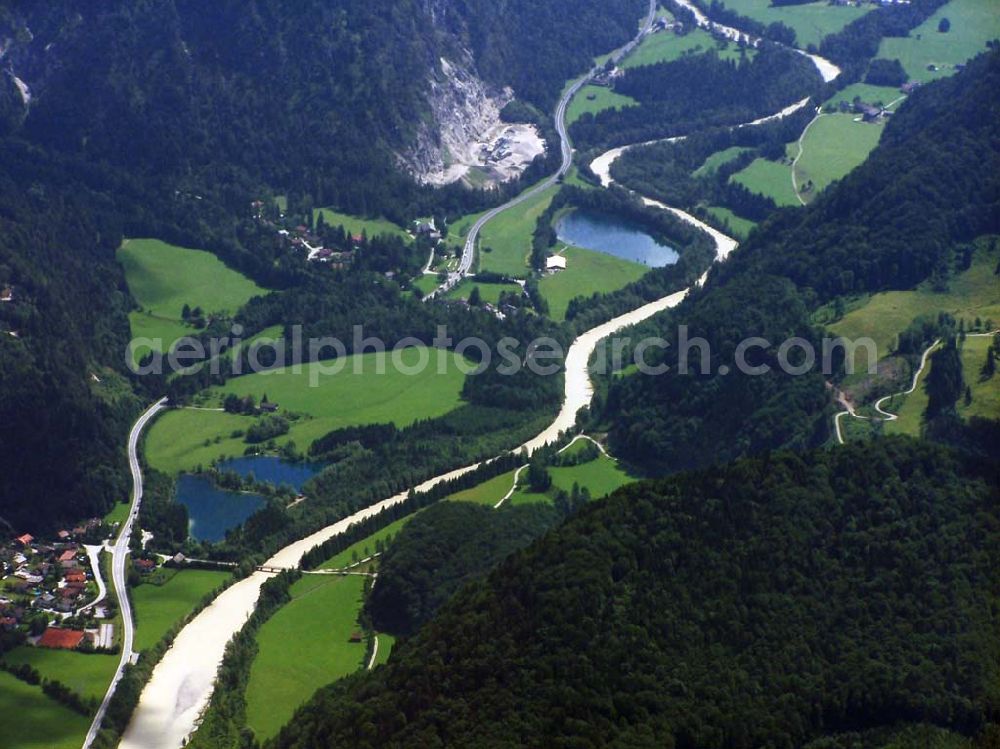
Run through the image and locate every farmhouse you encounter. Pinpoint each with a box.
[546,255,567,272]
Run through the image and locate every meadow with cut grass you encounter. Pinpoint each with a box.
[120,238,267,362]
[478,184,558,277]
[538,245,648,321]
[693,146,751,177]
[730,156,798,206]
[511,449,634,505]
[319,515,414,569]
[444,280,525,306]
[704,206,756,240]
[244,574,367,741]
[717,0,871,49]
[313,208,410,240]
[824,83,904,111]
[566,85,638,124]
[0,671,91,749]
[622,27,748,69]
[878,0,1000,83]
[2,646,118,702]
[145,347,471,474]
[794,114,884,197]
[131,568,232,651]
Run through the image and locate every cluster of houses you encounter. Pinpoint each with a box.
[0,521,115,651]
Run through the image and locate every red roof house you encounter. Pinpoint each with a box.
[15,534,33,546]
[58,549,77,563]
[64,571,86,584]
[37,627,85,650]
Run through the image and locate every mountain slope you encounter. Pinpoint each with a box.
[271,438,1000,748]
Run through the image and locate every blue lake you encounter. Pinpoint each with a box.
[555,210,679,267]
[175,474,266,543]
[217,455,326,491]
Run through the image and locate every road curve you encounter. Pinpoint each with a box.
[428,0,659,297]
[83,396,168,749]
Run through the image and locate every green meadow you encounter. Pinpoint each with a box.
[120,238,266,362]
[717,0,871,49]
[446,469,520,506]
[704,206,756,240]
[0,671,91,749]
[479,184,558,277]
[245,574,367,741]
[622,27,749,69]
[828,239,1000,373]
[510,449,635,505]
[538,245,648,321]
[693,146,751,177]
[566,85,638,124]
[319,515,415,569]
[145,347,470,474]
[878,0,1000,83]
[445,279,524,306]
[794,114,884,197]
[132,569,232,651]
[313,208,410,241]
[730,157,799,207]
[824,83,905,111]
[372,632,395,667]
[2,645,118,702]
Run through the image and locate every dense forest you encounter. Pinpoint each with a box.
[602,50,1000,474]
[271,438,1000,749]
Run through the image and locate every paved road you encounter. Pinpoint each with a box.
[428,0,658,297]
[82,397,168,749]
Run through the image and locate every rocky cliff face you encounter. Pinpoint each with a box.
[402,55,544,187]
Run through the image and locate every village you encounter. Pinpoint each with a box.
[0,521,118,654]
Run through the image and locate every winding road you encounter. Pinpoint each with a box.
[83,397,168,749]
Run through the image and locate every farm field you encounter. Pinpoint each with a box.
[446,469,520,506]
[372,633,395,667]
[444,279,524,306]
[704,205,756,240]
[318,515,414,570]
[244,574,367,741]
[794,114,884,197]
[103,500,130,525]
[510,449,635,505]
[132,569,232,651]
[717,0,871,49]
[824,83,905,111]
[621,26,748,69]
[145,347,470,474]
[958,335,1000,422]
[878,0,1000,83]
[313,208,410,241]
[412,274,442,297]
[0,670,91,749]
[692,146,751,177]
[538,245,648,321]
[566,85,637,124]
[2,645,118,701]
[827,239,1000,373]
[478,184,558,277]
[730,157,798,206]
[120,238,265,361]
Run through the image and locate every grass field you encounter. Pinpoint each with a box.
[510,450,635,505]
[313,208,410,241]
[0,670,92,749]
[373,633,395,667]
[132,569,231,651]
[120,238,266,361]
[319,515,415,569]
[567,85,638,124]
[717,0,872,49]
[824,83,905,111]
[622,27,749,69]
[103,500,130,525]
[828,240,1000,373]
[538,245,648,321]
[730,157,799,206]
[445,279,524,305]
[145,347,470,474]
[693,146,751,177]
[794,114,884,197]
[479,184,558,277]
[704,206,756,240]
[245,574,367,741]
[446,469,520,506]
[2,645,118,701]
[878,0,1000,83]
[958,335,1000,422]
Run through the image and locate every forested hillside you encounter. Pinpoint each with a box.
[604,49,1000,474]
[272,438,1000,749]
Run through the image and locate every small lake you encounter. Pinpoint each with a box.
[217,455,326,491]
[555,210,679,266]
[175,474,266,543]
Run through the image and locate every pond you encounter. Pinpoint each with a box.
[175,474,266,543]
[555,209,679,266]
[217,455,326,492]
